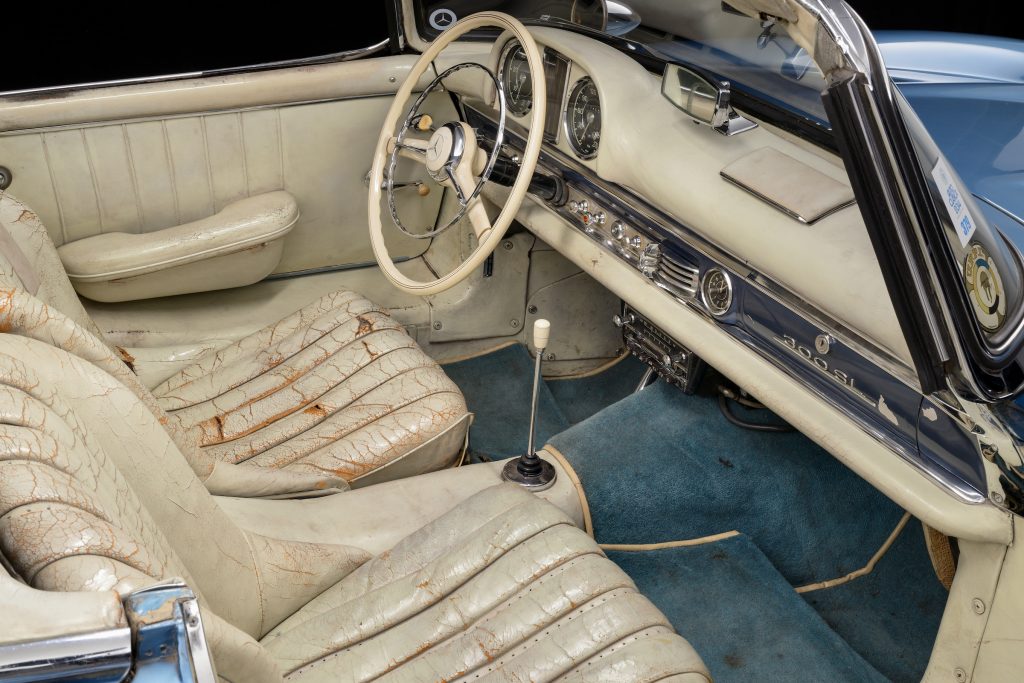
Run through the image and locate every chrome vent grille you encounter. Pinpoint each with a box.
[654,251,699,298]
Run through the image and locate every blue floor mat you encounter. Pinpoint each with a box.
[802,519,947,682]
[547,354,648,424]
[550,380,904,587]
[607,535,887,683]
[443,344,569,460]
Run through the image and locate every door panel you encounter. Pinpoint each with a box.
[0,57,455,273]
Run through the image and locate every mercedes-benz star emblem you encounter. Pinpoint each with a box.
[429,8,457,31]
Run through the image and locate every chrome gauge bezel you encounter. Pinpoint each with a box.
[564,76,601,160]
[499,40,533,118]
[700,267,734,317]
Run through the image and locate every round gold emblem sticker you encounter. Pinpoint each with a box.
[964,243,1006,331]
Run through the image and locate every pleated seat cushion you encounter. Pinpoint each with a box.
[261,484,711,682]
[154,289,471,486]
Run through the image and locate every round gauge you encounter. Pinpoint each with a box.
[565,77,602,160]
[500,42,533,117]
[700,268,733,317]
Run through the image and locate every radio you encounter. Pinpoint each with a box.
[615,304,705,394]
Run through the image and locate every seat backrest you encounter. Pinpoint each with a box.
[0,192,345,498]
[0,334,370,680]
[0,192,107,338]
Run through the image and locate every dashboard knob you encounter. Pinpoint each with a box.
[639,243,661,278]
[628,235,643,248]
[593,211,606,225]
[577,200,589,213]
[610,221,625,240]
[612,312,636,328]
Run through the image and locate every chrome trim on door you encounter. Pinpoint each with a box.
[0,39,390,98]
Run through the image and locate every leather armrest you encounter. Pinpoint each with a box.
[57,191,298,302]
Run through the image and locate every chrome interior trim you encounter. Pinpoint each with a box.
[0,39,391,98]
[0,627,131,682]
[719,170,856,225]
[467,104,919,390]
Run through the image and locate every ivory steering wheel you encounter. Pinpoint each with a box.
[368,12,546,295]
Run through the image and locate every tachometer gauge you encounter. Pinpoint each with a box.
[565,77,601,159]
[500,42,533,117]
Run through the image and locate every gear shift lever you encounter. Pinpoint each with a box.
[502,319,557,491]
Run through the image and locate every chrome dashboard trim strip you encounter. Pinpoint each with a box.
[467,104,919,391]
[467,103,988,504]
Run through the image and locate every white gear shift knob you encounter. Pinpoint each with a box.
[533,319,551,351]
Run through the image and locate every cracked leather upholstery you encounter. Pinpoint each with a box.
[0,191,470,488]
[153,288,470,485]
[0,337,709,682]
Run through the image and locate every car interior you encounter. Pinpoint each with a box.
[0,3,1007,682]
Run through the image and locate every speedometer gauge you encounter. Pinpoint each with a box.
[565,77,601,159]
[500,42,533,117]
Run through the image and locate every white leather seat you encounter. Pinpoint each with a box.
[0,192,470,489]
[0,336,710,682]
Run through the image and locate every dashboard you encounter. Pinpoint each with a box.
[451,26,994,509]
[497,40,604,163]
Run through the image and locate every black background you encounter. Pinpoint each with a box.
[0,1,1017,92]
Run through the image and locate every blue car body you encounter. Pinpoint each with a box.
[877,32,1024,240]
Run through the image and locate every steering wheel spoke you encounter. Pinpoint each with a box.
[388,136,429,163]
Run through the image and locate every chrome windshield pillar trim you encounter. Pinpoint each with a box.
[0,627,131,683]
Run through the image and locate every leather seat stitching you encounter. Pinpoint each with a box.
[380,554,628,679]
[462,595,661,681]
[207,360,452,450]
[190,337,420,434]
[255,389,466,470]
[282,522,590,676]
[157,294,382,390]
[163,306,392,402]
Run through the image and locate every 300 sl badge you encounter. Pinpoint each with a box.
[964,243,1006,331]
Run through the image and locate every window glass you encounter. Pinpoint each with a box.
[0,11,390,93]
[414,0,829,129]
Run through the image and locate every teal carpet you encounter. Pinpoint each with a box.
[550,380,905,586]
[443,345,569,460]
[547,354,648,423]
[444,345,646,459]
[607,535,887,683]
[447,346,947,681]
[802,519,947,682]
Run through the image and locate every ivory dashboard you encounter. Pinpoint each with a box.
[457,26,991,507]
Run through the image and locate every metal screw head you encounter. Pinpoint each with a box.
[815,334,834,355]
[954,667,967,682]
[0,166,11,191]
[991,491,1005,505]
[432,321,442,330]
[388,76,397,83]
[972,598,986,615]
[510,319,520,328]
[527,305,538,314]
[503,240,514,250]
[546,352,556,360]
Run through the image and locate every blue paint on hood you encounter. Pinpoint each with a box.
[877,31,1024,232]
